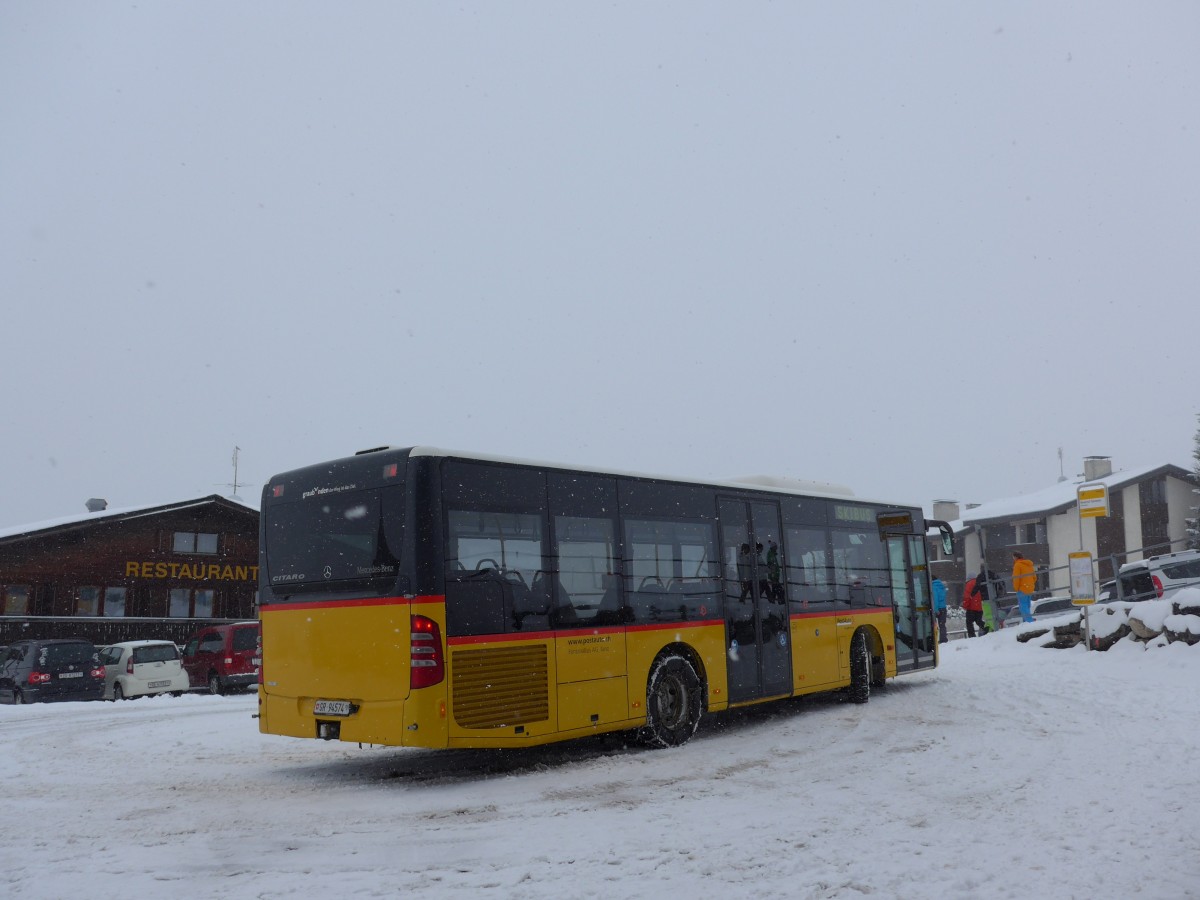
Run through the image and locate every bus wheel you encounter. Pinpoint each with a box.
[849,631,871,704]
[641,655,702,748]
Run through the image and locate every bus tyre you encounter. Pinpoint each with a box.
[641,655,703,748]
[849,631,871,704]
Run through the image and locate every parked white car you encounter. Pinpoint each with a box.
[97,640,190,700]
[1001,595,1080,628]
[1113,549,1200,604]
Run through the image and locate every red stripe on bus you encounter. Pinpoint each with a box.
[446,620,724,646]
[261,596,412,612]
[448,630,557,646]
[626,619,722,633]
[789,608,890,621]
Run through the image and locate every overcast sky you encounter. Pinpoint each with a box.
[2,2,1197,529]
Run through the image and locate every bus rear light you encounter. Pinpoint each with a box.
[272,484,285,498]
[28,671,51,685]
[410,615,444,689]
[383,463,398,479]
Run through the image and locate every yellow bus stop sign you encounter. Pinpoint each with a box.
[1077,484,1109,519]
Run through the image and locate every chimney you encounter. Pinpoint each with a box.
[1083,456,1112,481]
[85,498,108,512]
[932,499,960,522]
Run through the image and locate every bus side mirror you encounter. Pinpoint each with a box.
[925,519,955,556]
[939,523,954,556]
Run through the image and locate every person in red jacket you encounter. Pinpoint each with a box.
[962,575,988,637]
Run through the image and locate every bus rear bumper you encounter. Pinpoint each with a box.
[259,690,446,748]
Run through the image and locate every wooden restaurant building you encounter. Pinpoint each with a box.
[0,495,259,646]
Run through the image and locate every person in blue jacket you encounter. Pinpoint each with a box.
[932,576,949,644]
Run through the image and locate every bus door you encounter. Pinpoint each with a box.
[886,534,936,672]
[719,499,792,702]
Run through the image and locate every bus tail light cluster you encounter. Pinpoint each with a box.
[410,615,444,689]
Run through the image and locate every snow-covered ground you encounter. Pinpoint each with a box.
[3,630,1198,900]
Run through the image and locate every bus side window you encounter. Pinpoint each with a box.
[831,529,890,607]
[624,518,718,624]
[444,507,547,636]
[784,526,834,610]
[553,515,618,628]
[548,472,621,630]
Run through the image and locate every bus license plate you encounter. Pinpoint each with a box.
[314,700,352,716]
[149,681,171,689]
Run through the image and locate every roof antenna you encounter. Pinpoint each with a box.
[215,446,245,500]
[1057,446,1067,483]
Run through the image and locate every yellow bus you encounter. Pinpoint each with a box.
[257,447,950,749]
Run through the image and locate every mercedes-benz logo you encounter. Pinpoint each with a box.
[323,566,332,579]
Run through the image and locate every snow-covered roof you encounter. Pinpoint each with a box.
[0,494,259,543]
[955,462,1191,528]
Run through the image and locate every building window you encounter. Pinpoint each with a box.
[1014,522,1042,545]
[103,587,127,617]
[173,532,219,554]
[77,586,101,616]
[1142,478,1167,506]
[169,588,215,617]
[2,585,31,615]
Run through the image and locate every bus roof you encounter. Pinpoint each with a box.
[368,445,913,509]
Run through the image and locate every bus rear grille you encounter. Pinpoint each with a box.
[450,644,549,729]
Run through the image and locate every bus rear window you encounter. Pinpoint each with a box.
[264,485,404,594]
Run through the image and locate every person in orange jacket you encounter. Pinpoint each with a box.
[1012,551,1037,622]
[961,575,987,637]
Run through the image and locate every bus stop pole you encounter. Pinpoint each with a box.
[1077,506,1092,650]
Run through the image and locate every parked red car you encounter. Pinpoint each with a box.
[181,622,260,694]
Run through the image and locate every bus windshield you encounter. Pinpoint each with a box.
[263,485,404,595]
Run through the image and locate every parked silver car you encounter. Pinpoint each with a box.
[1002,595,1080,628]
